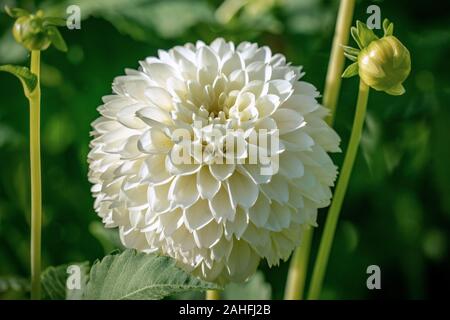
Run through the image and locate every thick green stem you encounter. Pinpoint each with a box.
[206,289,220,300]
[284,0,355,300]
[29,50,42,300]
[307,80,369,300]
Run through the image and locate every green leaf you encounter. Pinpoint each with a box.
[47,27,68,52]
[83,249,220,300]
[222,272,271,300]
[41,262,90,300]
[0,64,37,94]
[356,20,379,47]
[342,62,359,78]
[4,6,30,18]
[383,18,394,37]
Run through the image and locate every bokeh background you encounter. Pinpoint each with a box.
[1,0,449,299]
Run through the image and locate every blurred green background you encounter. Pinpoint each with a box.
[0,0,449,299]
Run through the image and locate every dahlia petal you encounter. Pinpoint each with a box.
[168,174,200,208]
[248,194,271,227]
[227,171,259,209]
[184,199,214,231]
[197,166,221,199]
[144,87,174,111]
[272,108,306,134]
[194,222,223,249]
[209,163,235,181]
[209,186,235,221]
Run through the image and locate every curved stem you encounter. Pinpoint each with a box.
[284,0,355,300]
[206,289,220,300]
[29,50,42,300]
[284,226,313,300]
[307,80,369,300]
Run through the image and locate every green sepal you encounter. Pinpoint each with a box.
[47,26,68,52]
[43,17,67,27]
[385,84,405,96]
[0,64,37,94]
[355,20,379,48]
[383,18,394,37]
[342,45,360,61]
[350,26,363,49]
[4,6,29,18]
[342,62,359,78]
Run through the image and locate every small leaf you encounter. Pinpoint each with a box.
[41,262,90,300]
[356,20,379,47]
[222,272,271,300]
[47,27,68,52]
[383,18,394,37]
[83,249,221,300]
[4,6,30,18]
[342,62,359,78]
[0,64,37,94]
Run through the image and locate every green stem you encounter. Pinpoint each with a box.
[206,289,220,300]
[307,80,370,300]
[284,226,313,300]
[29,50,42,300]
[284,0,355,300]
[323,0,356,126]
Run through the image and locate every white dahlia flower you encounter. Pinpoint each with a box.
[88,38,340,284]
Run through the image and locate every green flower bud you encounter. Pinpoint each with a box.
[12,13,51,51]
[358,36,411,95]
[5,6,68,52]
[342,19,411,96]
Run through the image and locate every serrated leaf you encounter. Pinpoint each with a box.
[0,64,37,94]
[383,18,394,36]
[41,262,90,300]
[342,62,359,78]
[83,249,220,300]
[47,27,68,52]
[4,6,30,18]
[222,272,271,300]
[356,20,379,47]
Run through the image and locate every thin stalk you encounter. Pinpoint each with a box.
[307,80,369,300]
[323,0,356,126]
[29,50,42,300]
[284,0,355,300]
[284,226,313,300]
[206,289,220,300]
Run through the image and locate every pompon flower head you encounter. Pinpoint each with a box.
[88,38,340,284]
